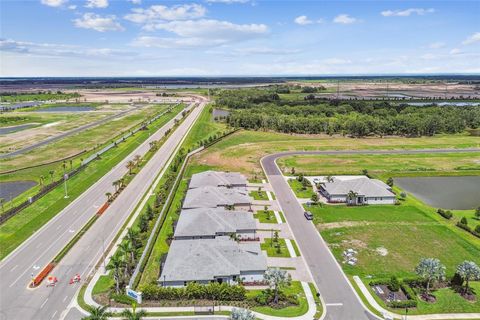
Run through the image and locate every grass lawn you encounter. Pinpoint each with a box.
[278,211,286,223]
[250,190,269,201]
[278,152,480,178]
[0,105,184,259]
[287,178,315,199]
[290,239,301,256]
[261,238,291,258]
[310,203,480,279]
[92,275,114,295]
[254,210,278,223]
[191,130,480,179]
[308,283,323,319]
[246,281,309,317]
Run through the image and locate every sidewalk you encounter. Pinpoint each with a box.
[353,276,480,320]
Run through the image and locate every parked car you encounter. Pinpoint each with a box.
[304,211,313,220]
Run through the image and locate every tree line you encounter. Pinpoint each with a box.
[217,89,480,137]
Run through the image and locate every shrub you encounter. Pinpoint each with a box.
[388,300,417,308]
[460,217,468,225]
[475,225,480,233]
[450,273,464,287]
[141,283,246,301]
[437,208,452,219]
[386,177,394,187]
[388,276,400,292]
[457,221,471,232]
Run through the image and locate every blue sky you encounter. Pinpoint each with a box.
[1,0,479,76]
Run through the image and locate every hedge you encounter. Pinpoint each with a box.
[436,209,452,219]
[141,282,246,301]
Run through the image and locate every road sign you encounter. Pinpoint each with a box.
[63,173,69,181]
[126,286,142,304]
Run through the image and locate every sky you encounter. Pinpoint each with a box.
[0,0,479,76]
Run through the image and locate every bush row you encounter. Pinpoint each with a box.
[456,221,480,239]
[141,282,246,301]
[436,208,452,219]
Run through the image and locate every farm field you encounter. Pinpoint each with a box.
[191,130,480,178]
[0,104,185,259]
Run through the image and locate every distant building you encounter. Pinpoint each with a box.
[182,186,251,210]
[189,171,247,189]
[159,237,267,287]
[174,208,257,240]
[319,176,395,205]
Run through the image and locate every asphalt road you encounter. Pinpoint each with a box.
[1,105,145,159]
[261,148,480,320]
[0,98,205,320]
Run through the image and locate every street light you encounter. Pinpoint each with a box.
[63,173,69,199]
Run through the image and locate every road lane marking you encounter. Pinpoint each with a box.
[63,296,68,302]
[326,303,344,306]
[10,265,18,272]
[56,224,62,230]
[51,310,57,319]
[36,242,43,248]
[40,298,48,309]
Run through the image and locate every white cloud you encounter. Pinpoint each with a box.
[333,14,358,24]
[68,4,77,9]
[74,13,124,32]
[294,15,312,25]
[420,53,437,60]
[128,0,141,4]
[132,19,267,49]
[40,0,68,7]
[450,48,462,55]
[85,0,108,8]
[124,3,206,24]
[322,58,351,65]
[381,8,434,17]
[462,32,480,45]
[206,0,250,3]
[428,42,445,49]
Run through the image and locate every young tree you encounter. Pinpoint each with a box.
[105,192,112,202]
[456,261,480,294]
[290,167,295,175]
[311,193,319,205]
[0,198,4,212]
[126,160,135,175]
[82,305,111,320]
[362,169,368,176]
[121,303,146,320]
[107,254,124,294]
[230,308,255,320]
[264,268,292,304]
[415,258,446,295]
[133,154,141,167]
[145,204,154,220]
[475,207,480,219]
[386,177,394,187]
[49,170,55,184]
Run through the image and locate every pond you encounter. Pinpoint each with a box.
[0,124,35,135]
[0,180,37,200]
[394,176,480,210]
[36,106,95,112]
[212,109,230,118]
[405,102,480,107]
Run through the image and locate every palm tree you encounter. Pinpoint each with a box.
[105,192,112,202]
[62,161,67,173]
[49,170,55,184]
[126,161,135,175]
[82,305,111,320]
[121,303,146,320]
[118,178,125,189]
[39,175,45,189]
[118,241,134,276]
[126,228,140,249]
[112,180,119,192]
[0,198,4,213]
[133,155,141,166]
[107,254,124,294]
[347,190,358,206]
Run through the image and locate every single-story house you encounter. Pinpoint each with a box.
[189,171,247,189]
[173,208,257,240]
[182,186,251,210]
[159,237,267,287]
[319,176,396,205]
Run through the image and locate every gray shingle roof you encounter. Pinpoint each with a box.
[159,237,267,282]
[174,208,256,238]
[182,186,251,209]
[322,177,394,197]
[189,171,247,189]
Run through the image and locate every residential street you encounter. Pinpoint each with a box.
[260,148,480,320]
[0,99,206,320]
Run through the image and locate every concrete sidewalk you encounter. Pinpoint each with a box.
[353,276,480,320]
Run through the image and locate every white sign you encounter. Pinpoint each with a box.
[126,286,142,304]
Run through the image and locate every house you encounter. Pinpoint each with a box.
[319,176,396,205]
[173,208,257,240]
[159,237,267,287]
[189,171,247,189]
[182,186,251,210]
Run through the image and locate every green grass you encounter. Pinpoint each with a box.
[92,275,114,295]
[278,152,480,178]
[0,105,184,260]
[260,238,291,257]
[247,281,309,317]
[249,190,269,200]
[287,179,315,199]
[311,203,480,279]
[0,92,81,102]
[308,283,323,319]
[290,239,301,256]
[254,210,278,223]
[278,211,287,223]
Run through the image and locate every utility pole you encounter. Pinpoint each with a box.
[63,173,69,199]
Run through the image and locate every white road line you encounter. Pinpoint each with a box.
[40,298,48,309]
[326,303,344,306]
[10,265,18,272]
[36,242,43,248]
[50,310,57,319]
[56,224,62,230]
[63,296,68,302]
[285,238,297,258]
[273,210,283,224]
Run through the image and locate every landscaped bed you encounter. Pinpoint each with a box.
[249,190,269,201]
[254,210,278,223]
[288,178,315,199]
[261,237,291,258]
